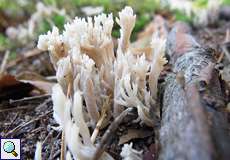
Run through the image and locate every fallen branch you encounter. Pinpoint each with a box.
[93,107,136,160]
[159,22,230,160]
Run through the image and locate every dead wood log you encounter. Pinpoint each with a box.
[159,22,230,160]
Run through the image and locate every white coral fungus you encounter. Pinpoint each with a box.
[37,6,167,160]
[120,143,143,160]
[6,2,68,45]
[164,0,221,26]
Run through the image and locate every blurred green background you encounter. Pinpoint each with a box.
[0,0,229,55]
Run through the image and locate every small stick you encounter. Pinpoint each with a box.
[49,132,62,160]
[42,130,54,145]
[9,94,50,105]
[91,111,107,143]
[225,29,230,42]
[0,106,31,113]
[217,52,224,63]
[60,132,65,160]
[7,48,42,69]
[91,98,110,143]
[0,50,9,76]
[0,98,51,113]
[93,107,134,160]
[5,110,52,137]
[222,44,230,63]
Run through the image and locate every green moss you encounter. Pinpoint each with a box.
[9,51,17,60]
[0,34,10,51]
[43,0,56,5]
[174,10,192,23]
[37,19,52,35]
[0,0,35,17]
[192,0,209,9]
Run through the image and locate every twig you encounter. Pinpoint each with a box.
[60,132,65,160]
[42,130,54,145]
[225,29,230,42]
[0,50,9,76]
[5,110,52,137]
[49,132,62,160]
[9,94,50,105]
[4,113,18,132]
[31,127,44,134]
[221,43,230,63]
[46,76,57,81]
[0,97,51,113]
[217,52,224,63]
[36,97,52,110]
[0,106,31,113]
[91,97,110,143]
[7,48,42,69]
[52,150,61,160]
[93,107,135,160]
[91,111,107,143]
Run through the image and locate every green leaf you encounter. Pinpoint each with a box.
[52,15,66,30]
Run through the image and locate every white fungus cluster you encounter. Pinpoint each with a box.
[37,6,167,160]
[6,2,67,45]
[120,143,143,160]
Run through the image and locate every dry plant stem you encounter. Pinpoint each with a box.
[0,50,9,76]
[91,98,111,143]
[60,132,65,160]
[0,105,37,113]
[5,110,52,137]
[90,112,106,143]
[1,97,51,113]
[217,51,224,63]
[9,94,50,105]
[93,108,134,160]
[7,48,42,69]
[49,131,62,160]
[225,29,230,42]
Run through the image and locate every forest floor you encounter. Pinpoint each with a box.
[0,8,230,160]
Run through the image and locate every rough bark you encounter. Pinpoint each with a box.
[159,22,230,160]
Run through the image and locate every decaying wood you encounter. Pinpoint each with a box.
[159,22,230,160]
[93,107,136,160]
